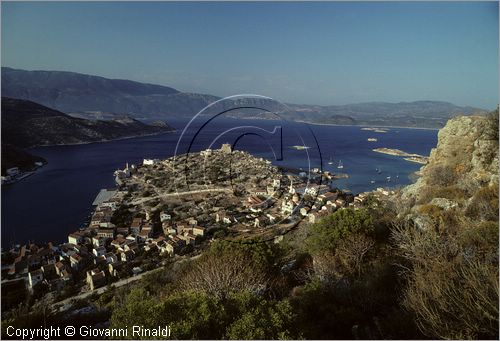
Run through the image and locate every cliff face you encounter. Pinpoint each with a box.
[405,115,498,197]
[400,114,498,227]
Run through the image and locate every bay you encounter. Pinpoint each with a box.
[1,118,437,248]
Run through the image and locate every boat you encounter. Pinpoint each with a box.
[337,160,344,169]
[291,145,310,150]
[386,176,391,182]
[370,180,375,184]
[328,157,333,165]
[376,168,382,174]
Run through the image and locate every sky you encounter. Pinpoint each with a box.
[1,1,498,109]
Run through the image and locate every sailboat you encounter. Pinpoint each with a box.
[337,160,344,169]
[328,157,334,165]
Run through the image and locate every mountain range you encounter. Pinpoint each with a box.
[1,67,486,129]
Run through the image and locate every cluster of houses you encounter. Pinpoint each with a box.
[230,173,354,229]
[8,242,74,293]
[6,185,209,295]
[351,187,395,208]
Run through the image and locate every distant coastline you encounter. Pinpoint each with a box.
[26,130,176,149]
[296,120,441,131]
[225,115,442,130]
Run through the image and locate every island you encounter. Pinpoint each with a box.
[372,147,429,164]
[361,127,389,133]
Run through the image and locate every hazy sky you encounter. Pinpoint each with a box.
[2,1,498,108]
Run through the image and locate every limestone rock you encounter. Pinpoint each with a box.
[429,198,458,210]
[403,115,498,200]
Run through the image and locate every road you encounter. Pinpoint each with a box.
[55,268,152,311]
[55,254,201,311]
[131,187,232,205]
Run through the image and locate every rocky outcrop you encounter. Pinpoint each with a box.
[404,114,499,200]
[397,113,499,230]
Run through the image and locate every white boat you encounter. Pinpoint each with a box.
[386,176,391,182]
[370,180,375,184]
[328,157,333,165]
[337,160,344,169]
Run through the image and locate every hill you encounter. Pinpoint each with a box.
[1,97,174,148]
[1,67,218,120]
[1,97,175,176]
[2,67,486,128]
[1,144,46,175]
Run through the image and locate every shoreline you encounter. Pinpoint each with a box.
[296,120,440,131]
[1,162,47,186]
[27,129,176,150]
[224,116,441,130]
[372,148,429,164]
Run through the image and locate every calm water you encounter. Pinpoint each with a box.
[1,118,437,247]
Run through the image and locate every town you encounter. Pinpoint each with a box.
[2,144,394,310]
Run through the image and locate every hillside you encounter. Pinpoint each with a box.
[1,67,218,120]
[1,144,46,175]
[2,67,486,128]
[1,97,174,148]
[390,111,499,338]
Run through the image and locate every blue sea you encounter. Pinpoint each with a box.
[1,118,437,248]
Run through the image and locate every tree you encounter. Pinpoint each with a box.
[306,208,374,254]
[224,292,295,339]
[178,242,273,299]
[336,234,375,276]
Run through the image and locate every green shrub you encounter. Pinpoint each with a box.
[306,208,374,254]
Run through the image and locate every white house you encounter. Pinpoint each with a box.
[68,232,84,245]
[281,200,295,214]
[160,212,172,222]
[6,167,19,176]
[192,226,205,237]
[28,269,44,289]
[143,159,159,166]
[93,246,106,257]
[200,149,212,156]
